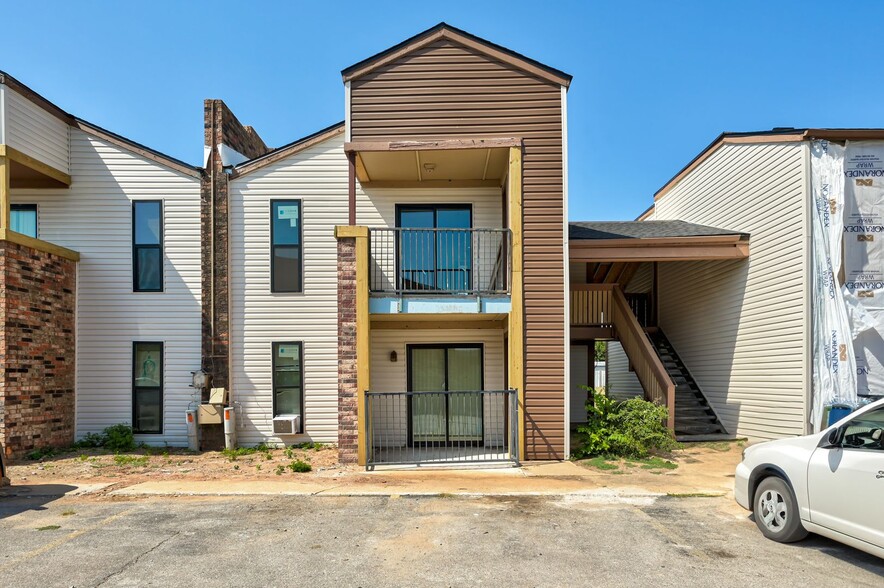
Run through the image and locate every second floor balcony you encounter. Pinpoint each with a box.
[369,227,511,297]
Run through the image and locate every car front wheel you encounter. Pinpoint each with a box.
[753,476,808,543]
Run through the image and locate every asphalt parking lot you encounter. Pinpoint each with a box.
[1,492,882,587]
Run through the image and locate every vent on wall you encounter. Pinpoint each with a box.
[272,415,301,436]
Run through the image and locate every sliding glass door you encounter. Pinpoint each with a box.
[408,344,483,445]
[397,205,472,292]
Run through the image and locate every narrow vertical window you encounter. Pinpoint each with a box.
[10,204,37,238]
[133,342,163,434]
[273,342,304,427]
[133,200,163,292]
[271,200,302,292]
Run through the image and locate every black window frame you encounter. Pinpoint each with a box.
[405,343,485,447]
[272,341,305,431]
[394,203,473,292]
[10,203,38,238]
[270,199,303,293]
[132,341,163,434]
[132,200,164,293]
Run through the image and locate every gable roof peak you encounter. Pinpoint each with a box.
[341,22,572,88]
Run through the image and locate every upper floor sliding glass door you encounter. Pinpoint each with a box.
[396,205,472,292]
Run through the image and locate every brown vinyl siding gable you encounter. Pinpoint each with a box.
[349,38,566,459]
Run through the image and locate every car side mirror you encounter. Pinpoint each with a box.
[821,427,842,448]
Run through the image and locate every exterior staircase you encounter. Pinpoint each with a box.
[649,331,727,438]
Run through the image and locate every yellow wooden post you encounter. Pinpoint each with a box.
[506,145,525,459]
[354,228,371,466]
[0,153,10,230]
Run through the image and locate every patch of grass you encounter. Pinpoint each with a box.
[275,465,285,476]
[61,510,76,516]
[583,456,620,471]
[113,455,149,467]
[666,492,724,498]
[639,457,677,471]
[287,459,312,473]
[36,525,61,531]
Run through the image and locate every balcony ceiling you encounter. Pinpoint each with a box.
[356,147,509,185]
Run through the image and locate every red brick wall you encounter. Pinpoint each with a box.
[337,238,358,463]
[0,241,76,460]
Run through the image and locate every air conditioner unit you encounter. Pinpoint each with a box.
[272,415,301,436]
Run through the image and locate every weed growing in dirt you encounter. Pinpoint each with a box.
[287,459,312,473]
[62,510,76,516]
[275,465,285,475]
[113,455,149,467]
[36,525,61,531]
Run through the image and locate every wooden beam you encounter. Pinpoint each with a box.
[348,152,357,225]
[372,319,505,330]
[570,326,614,340]
[0,156,9,230]
[506,146,525,460]
[618,263,640,289]
[360,179,501,190]
[345,137,521,153]
[0,145,71,187]
[570,243,750,263]
[0,228,80,261]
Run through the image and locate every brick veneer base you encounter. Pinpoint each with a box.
[337,238,358,463]
[0,241,76,460]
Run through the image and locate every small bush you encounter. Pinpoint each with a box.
[287,459,312,473]
[573,388,678,459]
[74,424,135,452]
[103,424,135,452]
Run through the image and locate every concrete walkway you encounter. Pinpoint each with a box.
[2,459,737,500]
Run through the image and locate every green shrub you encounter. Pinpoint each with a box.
[573,388,678,459]
[287,459,312,473]
[74,424,135,452]
[103,424,135,452]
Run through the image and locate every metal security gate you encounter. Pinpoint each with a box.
[365,389,519,468]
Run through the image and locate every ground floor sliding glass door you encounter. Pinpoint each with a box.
[407,344,484,446]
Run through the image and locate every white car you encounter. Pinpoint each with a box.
[735,397,884,559]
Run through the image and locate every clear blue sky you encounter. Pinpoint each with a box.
[3,1,883,220]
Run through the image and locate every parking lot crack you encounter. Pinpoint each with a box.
[95,530,180,586]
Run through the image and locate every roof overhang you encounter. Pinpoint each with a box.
[655,128,884,202]
[570,234,750,263]
[345,137,520,187]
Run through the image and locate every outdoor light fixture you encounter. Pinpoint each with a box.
[390,350,398,362]
[423,163,436,173]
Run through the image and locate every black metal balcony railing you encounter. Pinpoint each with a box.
[369,228,511,295]
[364,389,519,468]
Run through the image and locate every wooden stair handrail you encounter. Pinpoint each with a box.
[610,286,676,430]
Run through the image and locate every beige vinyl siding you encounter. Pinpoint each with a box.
[229,134,348,446]
[369,328,506,446]
[3,85,70,174]
[625,262,652,293]
[606,342,644,401]
[356,185,503,229]
[10,128,201,445]
[653,142,808,440]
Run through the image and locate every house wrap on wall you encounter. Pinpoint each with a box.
[1,24,881,464]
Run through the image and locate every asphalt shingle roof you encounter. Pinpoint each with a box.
[569,221,748,241]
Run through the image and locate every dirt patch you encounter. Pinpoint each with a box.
[6,445,349,486]
[571,440,745,494]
